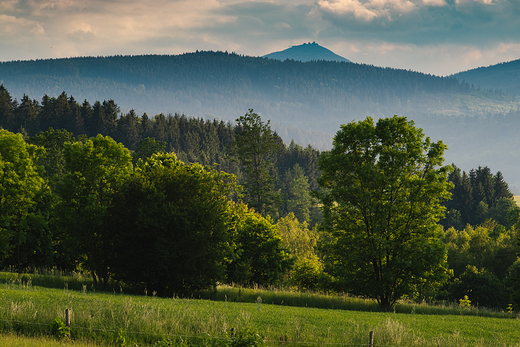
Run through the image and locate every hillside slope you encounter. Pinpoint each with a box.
[0,52,514,135]
[452,58,520,96]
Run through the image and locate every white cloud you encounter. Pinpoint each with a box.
[421,0,446,6]
[455,0,495,4]
[318,0,379,20]
[317,0,416,21]
[0,14,44,36]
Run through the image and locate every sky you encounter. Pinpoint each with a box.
[1,0,520,76]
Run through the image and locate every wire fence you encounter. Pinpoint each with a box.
[0,316,413,347]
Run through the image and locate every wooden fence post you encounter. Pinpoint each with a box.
[65,309,71,338]
[368,331,374,347]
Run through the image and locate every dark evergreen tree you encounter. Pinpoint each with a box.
[228,109,281,217]
[0,84,16,131]
[81,100,95,136]
[115,109,140,149]
[14,94,40,135]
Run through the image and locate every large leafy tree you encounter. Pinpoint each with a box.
[107,153,238,295]
[228,109,281,217]
[316,116,452,310]
[0,130,45,270]
[56,134,132,284]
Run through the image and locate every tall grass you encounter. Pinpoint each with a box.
[3,270,516,319]
[2,283,520,346]
[1,268,141,294]
[1,333,102,347]
[197,284,517,319]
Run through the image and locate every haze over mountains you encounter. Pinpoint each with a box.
[1,44,520,189]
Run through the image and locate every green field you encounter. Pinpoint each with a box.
[1,280,520,347]
[0,333,101,347]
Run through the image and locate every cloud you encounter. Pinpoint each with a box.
[315,0,520,48]
[0,14,44,36]
[421,0,446,6]
[317,0,417,21]
[0,0,518,76]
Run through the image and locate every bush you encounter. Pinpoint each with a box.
[49,317,69,339]
[449,265,508,309]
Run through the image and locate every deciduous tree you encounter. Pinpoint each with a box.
[316,116,452,310]
[56,135,132,285]
[107,153,238,295]
[0,130,45,270]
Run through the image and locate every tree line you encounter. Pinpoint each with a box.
[0,128,321,295]
[0,85,321,223]
[2,85,520,310]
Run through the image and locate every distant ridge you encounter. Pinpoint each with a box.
[451,58,520,96]
[263,42,351,63]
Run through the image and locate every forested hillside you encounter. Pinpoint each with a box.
[0,52,516,143]
[452,58,520,97]
[263,42,351,63]
[2,51,520,191]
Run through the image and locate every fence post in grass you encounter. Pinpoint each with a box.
[368,331,374,347]
[65,309,71,338]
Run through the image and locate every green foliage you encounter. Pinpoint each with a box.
[504,258,520,310]
[449,265,508,309]
[116,328,126,347]
[55,134,132,284]
[459,295,471,308]
[283,164,313,223]
[227,203,292,286]
[26,128,73,183]
[108,153,238,295]
[443,166,515,229]
[276,213,322,290]
[230,329,263,347]
[228,110,281,217]
[0,129,45,270]
[317,116,452,310]
[132,137,166,165]
[443,223,520,281]
[49,317,69,339]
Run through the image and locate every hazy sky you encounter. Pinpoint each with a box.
[1,0,519,76]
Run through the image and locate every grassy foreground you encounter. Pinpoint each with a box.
[1,281,520,347]
[1,333,101,347]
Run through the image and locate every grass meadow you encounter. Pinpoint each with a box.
[1,273,520,347]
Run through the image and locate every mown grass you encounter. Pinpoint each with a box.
[1,281,520,347]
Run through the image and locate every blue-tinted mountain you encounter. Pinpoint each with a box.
[452,58,520,96]
[2,52,520,188]
[263,42,351,63]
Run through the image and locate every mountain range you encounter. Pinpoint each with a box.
[1,45,520,189]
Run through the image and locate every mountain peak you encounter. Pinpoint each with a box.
[263,42,351,63]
